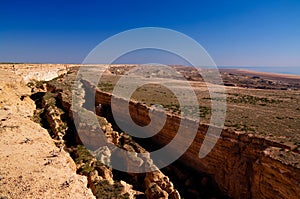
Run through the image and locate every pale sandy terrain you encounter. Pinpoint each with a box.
[0,68,95,199]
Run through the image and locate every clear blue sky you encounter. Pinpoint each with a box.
[1,0,300,66]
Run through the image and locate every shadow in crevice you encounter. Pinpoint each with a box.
[92,102,230,199]
[30,92,51,131]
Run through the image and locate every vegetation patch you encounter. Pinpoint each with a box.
[228,94,282,105]
[226,123,256,132]
[98,82,114,92]
[93,180,130,199]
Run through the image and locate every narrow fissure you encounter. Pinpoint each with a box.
[30,82,147,198]
[30,91,52,134]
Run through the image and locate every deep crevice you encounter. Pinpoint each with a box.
[30,77,230,199]
[84,101,148,193]
[93,101,229,199]
[32,86,145,198]
[30,91,51,131]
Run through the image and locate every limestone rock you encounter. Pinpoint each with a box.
[145,183,168,199]
[169,190,181,199]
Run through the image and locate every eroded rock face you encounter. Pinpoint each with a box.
[145,183,169,199]
[42,92,68,142]
[145,171,181,199]
[0,68,95,199]
[40,83,142,198]
[33,67,300,199]
[43,75,182,199]
[0,64,70,83]
[81,79,300,199]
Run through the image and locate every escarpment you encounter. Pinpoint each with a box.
[80,79,300,199]
[12,64,299,199]
[34,75,186,199]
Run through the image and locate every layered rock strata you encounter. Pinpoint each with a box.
[82,79,300,199]
[42,76,181,199]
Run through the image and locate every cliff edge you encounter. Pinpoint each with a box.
[0,68,95,198]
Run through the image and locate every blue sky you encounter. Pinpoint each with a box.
[1,0,300,66]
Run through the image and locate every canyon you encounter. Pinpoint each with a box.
[83,78,300,199]
[1,64,299,199]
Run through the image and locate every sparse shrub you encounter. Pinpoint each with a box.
[228,94,282,105]
[93,180,130,198]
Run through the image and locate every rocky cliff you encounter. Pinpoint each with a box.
[3,63,298,198]
[82,79,300,199]
[42,74,183,199]
[0,67,95,199]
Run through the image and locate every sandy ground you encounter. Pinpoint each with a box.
[0,69,95,199]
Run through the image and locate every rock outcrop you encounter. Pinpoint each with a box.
[0,64,71,83]
[0,68,95,199]
[145,171,180,199]
[39,80,142,198]
[44,73,181,199]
